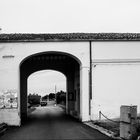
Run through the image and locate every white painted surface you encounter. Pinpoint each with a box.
[91,64,140,120]
[80,67,90,121]
[92,41,140,60]
[0,41,89,92]
[0,109,20,126]
[0,42,90,125]
[2,41,140,124]
[91,41,140,120]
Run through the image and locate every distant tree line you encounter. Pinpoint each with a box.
[28,90,66,106]
[41,93,55,101]
[28,93,41,106]
[41,90,66,104]
[56,90,66,105]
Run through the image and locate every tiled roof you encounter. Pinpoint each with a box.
[0,33,140,42]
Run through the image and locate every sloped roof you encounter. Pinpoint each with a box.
[0,33,140,42]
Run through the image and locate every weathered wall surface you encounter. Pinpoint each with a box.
[91,41,140,120]
[3,40,140,124]
[0,109,20,125]
[0,42,90,125]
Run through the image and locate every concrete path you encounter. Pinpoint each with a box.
[1,105,112,140]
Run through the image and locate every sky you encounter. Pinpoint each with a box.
[0,0,140,33]
[28,70,66,96]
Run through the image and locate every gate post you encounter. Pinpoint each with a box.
[120,105,137,139]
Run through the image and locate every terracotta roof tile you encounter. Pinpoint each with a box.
[0,33,140,42]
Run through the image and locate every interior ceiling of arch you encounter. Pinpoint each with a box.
[20,53,80,78]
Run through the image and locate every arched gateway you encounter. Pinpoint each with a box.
[19,49,90,124]
[0,34,91,125]
[20,52,81,122]
[1,33,140,126]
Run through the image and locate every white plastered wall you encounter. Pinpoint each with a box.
[0,41,90,125]
[91,41,140,120]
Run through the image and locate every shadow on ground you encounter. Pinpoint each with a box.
[1,105,112,140]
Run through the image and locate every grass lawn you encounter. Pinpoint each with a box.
[92,118,120,137]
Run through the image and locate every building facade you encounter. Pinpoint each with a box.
[0,33,140,125]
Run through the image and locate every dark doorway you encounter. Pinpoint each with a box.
[20,52,80,123]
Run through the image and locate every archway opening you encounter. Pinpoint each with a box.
[27,70,66,117]
[20,52,80,123]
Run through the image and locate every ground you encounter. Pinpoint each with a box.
[1,102,112,140]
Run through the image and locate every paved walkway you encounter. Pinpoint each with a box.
[1,105,111,140]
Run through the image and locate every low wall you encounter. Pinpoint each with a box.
[0,109,20,126]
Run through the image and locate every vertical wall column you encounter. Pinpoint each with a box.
[80,66,90,122]
[20,74,28,123]
[66,79,68,114]
[66,75,75,114]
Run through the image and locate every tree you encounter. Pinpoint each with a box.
[42,94,49,100]
[49,93,55,100]
[56,90,66,105]
[28,93,41,105]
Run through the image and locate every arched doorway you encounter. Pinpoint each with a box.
[28,70,66,96]
[20,51,81,123]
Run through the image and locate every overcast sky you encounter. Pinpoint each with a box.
[28,70,66,96]
[0,0,140,33]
